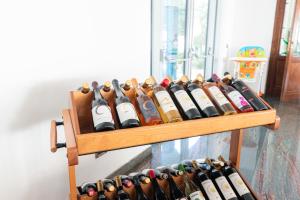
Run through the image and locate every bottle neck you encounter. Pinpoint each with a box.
[93,89,103,101]
[112,80,124,98]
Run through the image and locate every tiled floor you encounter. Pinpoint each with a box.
[147,98,300,200]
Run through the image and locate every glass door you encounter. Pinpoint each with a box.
[151,0,218,81]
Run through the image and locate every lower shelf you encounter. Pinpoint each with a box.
[76,168,260,200]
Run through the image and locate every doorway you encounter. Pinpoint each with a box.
[266,0,300,101]
[151,0,218,81]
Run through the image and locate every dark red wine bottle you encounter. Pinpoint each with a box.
[112,79,140,128]
[149,169,169,200]
[218,156,255,200]
[115,176,131,200]
[231,80,268,111]
[81,182,97,197]
[186,81,219,117]
[91,81,115,131]
[133,175,149,200]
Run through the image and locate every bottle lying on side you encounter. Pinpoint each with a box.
[80,182,97,197]
[191,160,223,200]
[115,176,131,200]
[149,76,183,123]
[157,166,188,200]
[218,156,256,200]
[96,180,107,200]
[201,74,237,115]
[148,169,169,200]
[165,77,203,120]
[178,164,206,200]
[91,81,115,132]
[112,79,140,128]
[187,78,220,117]
[216,76,254,113]
[131,78,163,126]
[205,158,238,200]
[223,73,269,111]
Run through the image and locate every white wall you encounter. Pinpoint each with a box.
[0,0,150,199]
[214,0,277,92]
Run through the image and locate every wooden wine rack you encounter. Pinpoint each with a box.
[50,91,280,200]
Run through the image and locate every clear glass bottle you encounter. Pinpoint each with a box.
[150,77,183,123]
[131,78,163,125]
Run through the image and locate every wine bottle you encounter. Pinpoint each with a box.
[97,180,107,200]
[156,166,184,177]
[202,74,236,115]
[79,83,90,94]
[205,159,238,200]
[131,78,163,125]
[129,172,151,184]
[81,182,97,197]
[191,160,223,200]
[148,169,169,200]
[218,156,255,200]
[141,77,155,96]
[112,79,140,128]
[100,81,120,129]
[231,80,268,111]
[142,169,168,180]
[218,83,254,113]
[171,164,195,174]
[165,170,188,200]
[150,77,183,123]
[168,80,202,120]
[91,81,115,131]
[176,75,190,86]
[186,80,219,117]
[122,80,136,103]
[103,179,116,192]
[178,164,206,200]
[120,175,133,188]
[133,176,149,200]
[115,176,131,200]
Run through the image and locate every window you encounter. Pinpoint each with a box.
[279,0,296,56]
[151,0,218,81]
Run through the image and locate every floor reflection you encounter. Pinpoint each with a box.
[149,98,300,200]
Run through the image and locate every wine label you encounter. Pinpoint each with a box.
[189,191,206,200]
[174,90,197,112]
[138,98,159,116]
[155,90,178,113]
[228,172,250,196]
[208,86,230,106]
[116,102,139,123]
[201,180,222,200]
[215,176,237,200]
[191,88,215,110]
[92,105,114,126]
[227,91,250,109]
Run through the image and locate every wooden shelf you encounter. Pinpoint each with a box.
[75,166,260,200]
[50,90,280,200]
[66,91,279,157]
[75,109,277,155]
